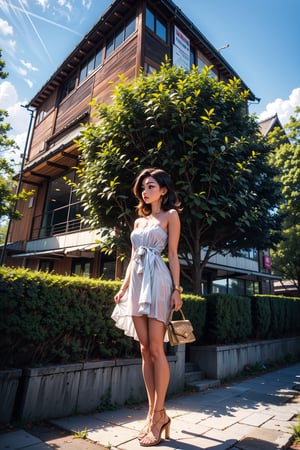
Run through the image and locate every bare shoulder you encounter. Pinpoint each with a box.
[134,217,146,229]
[167,209,180,221]
[166,209,180,229]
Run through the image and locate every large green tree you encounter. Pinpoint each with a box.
[75,61,281,293]
[269,107,300,294]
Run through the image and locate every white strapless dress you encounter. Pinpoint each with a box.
[111,224,173,341]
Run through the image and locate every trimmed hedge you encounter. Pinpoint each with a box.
[0,267,139,368]
[0,267,206,368]
[251,295,300,339]
[204,293,300,344]
[1,267,299,368]
[204,294,252,344]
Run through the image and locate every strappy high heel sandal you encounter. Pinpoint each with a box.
[137,413,152,440]
[139,408,171,447]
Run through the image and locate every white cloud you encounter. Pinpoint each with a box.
[57,0,73,15]
[20,59,38,72]
[259,87,300,126]
[0,18,13,36]
[0,81,18,108]
[1,39,16,55]
[25,79,34,88]
[17,67,27,76]
[0,80,31,163]
[36,0,49,12]
[82,0,92,9]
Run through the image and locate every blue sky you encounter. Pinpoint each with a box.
[0,0,299,163]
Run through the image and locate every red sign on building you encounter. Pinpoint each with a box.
[263,255,272,270]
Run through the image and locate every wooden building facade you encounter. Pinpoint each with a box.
[4,0,276,294]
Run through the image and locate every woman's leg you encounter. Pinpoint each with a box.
[133,316,155,416]
[148,318,170,411]
[140,318,171,446]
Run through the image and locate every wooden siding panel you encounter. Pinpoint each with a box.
[93,35,138,105]
[55,77,94,133]
[144,31,170,66]
[9,182,46,243]
[29,110,56,160]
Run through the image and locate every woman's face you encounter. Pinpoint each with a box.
[141,176,166,205]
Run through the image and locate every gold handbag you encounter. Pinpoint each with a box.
[167,308,196,346]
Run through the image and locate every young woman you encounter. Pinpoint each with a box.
[112,168,183,446]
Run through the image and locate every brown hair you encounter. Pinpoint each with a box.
[133,168,181,217]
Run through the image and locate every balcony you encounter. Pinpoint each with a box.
[31,201,89,240]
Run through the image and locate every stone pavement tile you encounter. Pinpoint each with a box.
[51,416,137,448]
[172,411,212,424]
[165,407,204,419]
[167,391,220,409]
[190,389,233,405]
[223,386,250,395]
[0,430,47,450]
[200,387,246,404]
[235,428,292,450]
[119,435,236,450]
[203,423,255,442]
[200,409,251,430]
[261,418,295,434]
[239,412,274,427]
[169,417,211,439]
[92,408,146,431]
[202,428,238,447]
[228,398,267,414]
[241,391,288,406]
[29,424,107,450]
[75,422,136,449]
[265,402,300,420]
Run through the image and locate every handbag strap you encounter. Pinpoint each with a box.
[167,307,186,324]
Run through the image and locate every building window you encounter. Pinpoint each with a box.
[38,172,87,239]
[145,63,157,74]
[79,47,103,84]
[60,73,76,101]
[238,248,258,261]
[190,48,195,67]
[36,110,46,125]
[246,280,259,295]
[146,7,167,42]
[39,260,54,272]
[212,278,227,294]
[228,278,245,295]
[125,17,136,39]
[105,16,136,58]
[72,259,92,277]
[197,56,206,71]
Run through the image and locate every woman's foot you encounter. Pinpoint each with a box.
[137,413,152,440]
[139,409,171,447]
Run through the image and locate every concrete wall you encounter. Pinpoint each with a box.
[9,345,185,423]
[190,336,300,379]
[0,369,22,423]
[2,338,299,424]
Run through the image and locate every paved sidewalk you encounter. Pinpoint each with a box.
[1,363,299,450]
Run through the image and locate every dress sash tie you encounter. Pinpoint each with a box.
[134,246,159,314]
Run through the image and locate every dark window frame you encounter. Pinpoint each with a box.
[105,15,136,59]
[60,72,77,101]
[145,7,167,43]
[79,47,104,85]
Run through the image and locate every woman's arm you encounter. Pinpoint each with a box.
[167,210,182,311]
